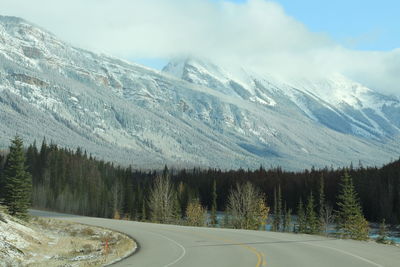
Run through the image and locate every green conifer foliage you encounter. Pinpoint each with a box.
[297,198,306,233]
[377,219,388,243]
[210,179,218,227]
[336,172,369,240]
[3,136,32,219]
[283,203,292,232]
[272,185,282,231]
[141,200,147,221]
[318,175,326,233]
[305,192,319,234]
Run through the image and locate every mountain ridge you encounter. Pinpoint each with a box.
[0,15,399,170]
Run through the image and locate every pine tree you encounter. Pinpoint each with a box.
[277,185,282,230]
[272,185,282,231]
[272,188,278,231]
[305,192,318,234]
[336,172,369,240]
[318,175,326,234]
[173,194,182,223]
[210,179,218,227]
[297,198,306,233]
[377,219,388,243]
[141,200,147,221]
[176,182,188,217]
[3,136,32,219]
[25,142,38,177]
[283,202,292,232]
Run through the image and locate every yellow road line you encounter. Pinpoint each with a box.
[262,252,267,266]
[169,228,265,267]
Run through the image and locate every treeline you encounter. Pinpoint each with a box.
[172,162,400,225]
[0,138,399,226]
[24,140,154,219]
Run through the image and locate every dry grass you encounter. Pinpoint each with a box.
[1,215,136,267]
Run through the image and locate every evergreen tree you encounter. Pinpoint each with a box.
[377,219,388,243]
[141,200,147,221]
[210,179,218,227]
[318,175,326,233]
[162,165,169,178]
[3,136,32,219]
[25,142,38,177]
[336,172,369,240]
[272,185,282,231]
[305,192,319,234]
[176,182,187,217]
[277,185,282,230]
[173,194,182,223]
[297,198,306,233]
[272,188,278,231]
[283,203,292,232]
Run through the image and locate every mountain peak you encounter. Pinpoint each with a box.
[0,15,27,24]
[163,57,229,81]
[0,16,399,170]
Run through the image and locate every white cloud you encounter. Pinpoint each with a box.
[1,0,399,96]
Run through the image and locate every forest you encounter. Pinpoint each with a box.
[0,138,399,228]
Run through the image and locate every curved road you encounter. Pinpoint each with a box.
[30,210,400,267]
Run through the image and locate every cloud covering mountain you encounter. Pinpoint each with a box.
[2,0,399,96]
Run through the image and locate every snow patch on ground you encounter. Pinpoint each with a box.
[0,208,136,267]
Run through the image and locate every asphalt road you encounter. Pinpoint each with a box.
[30,210,400,267]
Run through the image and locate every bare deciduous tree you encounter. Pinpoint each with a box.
[323,204,335,235]
[148,175,176,224]
[226,182,269,230]
[185,198,207,227]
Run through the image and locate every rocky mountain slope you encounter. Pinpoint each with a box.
[0,15,399,170]
[163,58,400,140]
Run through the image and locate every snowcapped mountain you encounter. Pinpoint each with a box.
[163,58,400,140]
[0,16,399,170]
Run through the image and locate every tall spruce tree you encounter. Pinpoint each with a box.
[336,172,369,240]
[305,192,319,234]
[377,219,388,243]
[297,198,306,233]
[283,202,292,232]
[141,199,147,221]
[210,179,218,227]
[3,136,32,219]
[272,185,282,231]
[318,175,326,233]
[272,188,278,231]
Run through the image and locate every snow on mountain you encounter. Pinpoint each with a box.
[163,58,400,140]
[0,15,399,170]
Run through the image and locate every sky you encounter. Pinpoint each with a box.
[140,0,400,69]
[1,0,399,96]
[229,0,399,51]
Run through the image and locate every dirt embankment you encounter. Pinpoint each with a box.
[0,209,136,266]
